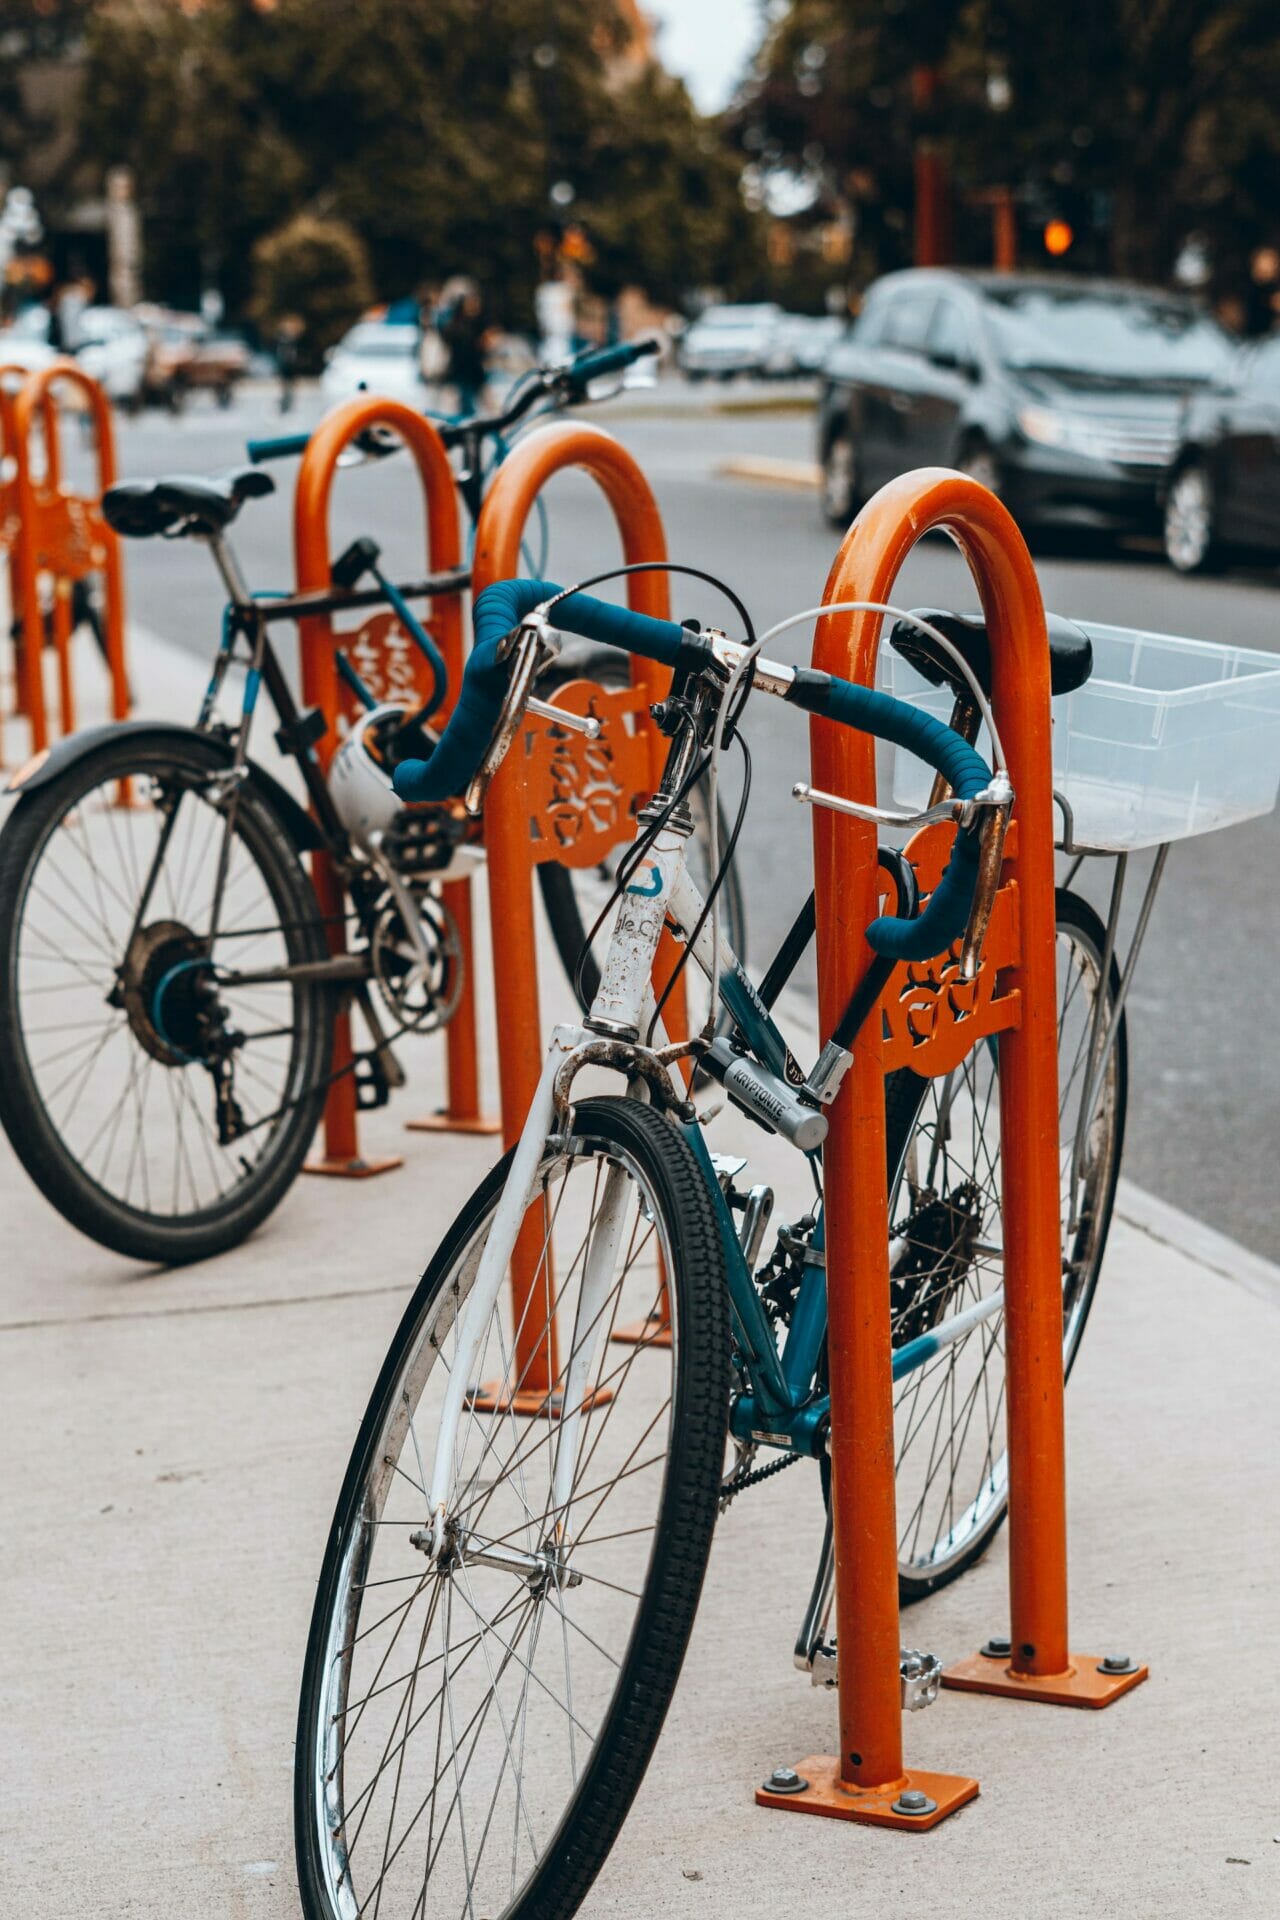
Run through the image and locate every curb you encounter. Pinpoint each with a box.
[1116,1176,1280,1309]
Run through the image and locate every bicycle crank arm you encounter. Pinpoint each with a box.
[219,954,369,988]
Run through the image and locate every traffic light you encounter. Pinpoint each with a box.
[1042,218,1074,258]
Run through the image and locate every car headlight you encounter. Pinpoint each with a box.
[1017,405,1073,449]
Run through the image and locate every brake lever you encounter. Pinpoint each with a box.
[463,615,561,817]
[959,772,1014,982]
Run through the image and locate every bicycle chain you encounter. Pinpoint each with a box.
[718,1445,804,1513]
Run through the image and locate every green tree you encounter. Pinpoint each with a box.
[739,0,1280,301]
[250,213,373,361]
[75,0,760,321]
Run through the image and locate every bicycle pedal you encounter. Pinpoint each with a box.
[354,1052,392,1110]
[807,1641,942,1710]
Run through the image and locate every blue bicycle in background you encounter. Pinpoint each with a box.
[0,340,744,1265]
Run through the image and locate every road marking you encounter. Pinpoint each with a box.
[716,454,821,491]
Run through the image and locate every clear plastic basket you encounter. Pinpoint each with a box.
[879,620,1280,852]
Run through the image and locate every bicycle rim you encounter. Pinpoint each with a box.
[0,741,329,1256]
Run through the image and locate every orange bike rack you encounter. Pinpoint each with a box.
[759,468,1146,1835]
[9,361,127,754]
[0,363,31,750]
[469,420,686,1407]
[293,394,496,1178]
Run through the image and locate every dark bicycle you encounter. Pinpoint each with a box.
[0,341,742,1264]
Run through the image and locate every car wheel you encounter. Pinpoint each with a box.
[957,438,1002,495]
[1163,461,1221,573]
[821,431,859,528]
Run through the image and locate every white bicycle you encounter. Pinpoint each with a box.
[293,573,1121,1920]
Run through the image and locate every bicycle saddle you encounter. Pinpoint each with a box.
[102,466,275,539]
[889,606,1092,701]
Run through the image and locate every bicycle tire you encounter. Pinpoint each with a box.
[295,1094,730,1920]
[0,733,333,1264]
[883,886,1127,1601]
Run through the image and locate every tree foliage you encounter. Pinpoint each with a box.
[75,0,761,320]
[249,213,373,357]
[738,0,1280,301]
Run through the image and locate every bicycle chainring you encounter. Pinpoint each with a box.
[370,889,463,1034]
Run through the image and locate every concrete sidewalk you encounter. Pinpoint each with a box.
[3,627,1279,1917]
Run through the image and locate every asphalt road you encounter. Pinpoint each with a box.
[105,380,1280,1260]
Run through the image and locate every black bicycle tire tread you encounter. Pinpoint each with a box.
[295,1094,731,1920]
[0,734,333,1264]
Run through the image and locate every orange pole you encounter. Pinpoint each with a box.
[12,361,125,749]
[761,467,1142,1836]
[764,467,1060,1829]
[811,471,1062,1801]
[293,395,473,1173]
[911,66,950,267]
[472,421,681,1400]
[0,367,30,748]
[993,187,1018,271]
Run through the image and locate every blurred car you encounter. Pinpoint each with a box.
[790,314,846,375]
[0,304,59,373]
[679,302,783,381]
[134,307,201,409]
[817,269,1233,530]
[321,321,423,403]
[763,313,819,378]
[183,330,251,407]
[74,306,150,410]
[1162,334,1280,571]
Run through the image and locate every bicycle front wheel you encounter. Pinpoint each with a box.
[0,733,333,1264]
[886,887,1127,1601]
[295,1095,730,1920]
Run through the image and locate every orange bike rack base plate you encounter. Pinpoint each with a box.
[405,1111,502,1137]
[942,1650,1149,1708]
[756,1756,978,1830]
[466,1382,614,1419]
[303,1153,405,1179]
[610,1314,673,1349]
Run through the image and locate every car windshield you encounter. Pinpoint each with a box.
[343,325,417,356]
[983,287,1231,384]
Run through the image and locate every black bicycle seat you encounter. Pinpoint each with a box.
[103,466,275,540]
[889,606,1092,701]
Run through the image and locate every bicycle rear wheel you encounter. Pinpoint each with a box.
[885,887,1126,1600]
[295,1095,730,1920]
[0,733,332,1264]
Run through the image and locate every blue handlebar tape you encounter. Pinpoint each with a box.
[785,670,992,962]
[247,433,310,463]
[572,339,656,383]
[392,579,996,966]
[392,580,689,804]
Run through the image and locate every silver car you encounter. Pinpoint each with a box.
[679,303,783,381]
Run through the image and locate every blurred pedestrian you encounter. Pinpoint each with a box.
[274,313,305,414]
[417,284,447,391]
[438,277,489,415]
